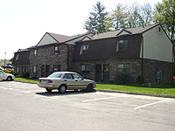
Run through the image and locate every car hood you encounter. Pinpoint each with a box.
[4,73,14,77]
[84,79,95,83]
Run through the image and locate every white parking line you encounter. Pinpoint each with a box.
[83,97,115,102]
[0,86,31,94]
[134,100,167,110]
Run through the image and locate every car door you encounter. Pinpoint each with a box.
[63,73,77,90]
[72,73,87,89]
[0,71,6,80]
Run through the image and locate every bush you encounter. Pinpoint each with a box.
[22,72,30,78]
[15,75,23,78]
[3,68,14,73]
[114,73,130,84]
[136,74,145,85]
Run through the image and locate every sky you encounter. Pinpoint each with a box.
[0,0,162,60]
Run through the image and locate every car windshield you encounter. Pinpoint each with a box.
[48,72,62,78]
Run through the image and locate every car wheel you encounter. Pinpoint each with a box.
[86,84,93,92]
[6,76,12,81]
[46,88,52,93]
[59,85,67,93]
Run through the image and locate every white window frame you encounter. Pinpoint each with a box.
[116,40,128,52]
[80,45,89,55]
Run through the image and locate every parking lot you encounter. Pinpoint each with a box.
[0,81,175,131]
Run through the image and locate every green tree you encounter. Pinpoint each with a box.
[84,1,108,34]
[141,3,153,26]
[127,3,153,28]
[111,3,128,30]
[127,3,142,28]
[153,0,175,41]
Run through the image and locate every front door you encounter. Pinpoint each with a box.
[41,65,45,77]
[46,65,50,77]
[103,64,110,83]
[95,64,101,82]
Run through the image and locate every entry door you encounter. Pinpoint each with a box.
[103,64,110,83]
[95,64,101,82]
[46,65,50,77]
[41,65,45,77]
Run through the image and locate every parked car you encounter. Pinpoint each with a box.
[37,71,96,93]
[4,65,14,68]
[0,70,15,81]
[0,66,4,70]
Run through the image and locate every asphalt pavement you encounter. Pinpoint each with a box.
[0,81,175,131]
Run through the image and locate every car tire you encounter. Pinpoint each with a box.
[86,84,93,92]
[46,88,52,93]
[6,76,12,81]
[59,85,67,93]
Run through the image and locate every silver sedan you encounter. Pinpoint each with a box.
[37,71,96,93]
[0,70,15,81]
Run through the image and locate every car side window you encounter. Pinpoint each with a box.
[63,74,73,79]
[72,74,83,80]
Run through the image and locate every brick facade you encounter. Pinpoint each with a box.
[13,25,173,84]
[73,58,142,84]
[73,58,172,84]
[29,44,71,78]
[29,43,173,84]
[143,59,173,83]
[14,64,30,76]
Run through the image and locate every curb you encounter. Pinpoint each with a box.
[14,80,175,99]
[14,80,37,84]
[96,89,175,99]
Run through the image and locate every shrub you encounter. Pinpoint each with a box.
[22,72,30,78]
[136,74,145,85]
[3,68,14,73]
[114,72,130,84]
[16,75,23,78]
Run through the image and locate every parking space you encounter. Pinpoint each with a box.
[1,81,175,130]
[1,81,174,111]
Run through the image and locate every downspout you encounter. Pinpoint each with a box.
[141,35,144,75]
[66,44,70,71]
[172,43,174,82]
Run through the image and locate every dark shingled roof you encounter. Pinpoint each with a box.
[73,24,159,61]
[47,32,71,43]
[12,49,30,64]
[85,24,158,41]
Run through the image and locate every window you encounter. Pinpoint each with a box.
[72,74,83,80]
[33,65,37,73]
[48,72,62,78]
[63,73,73,79]
[16,66,20,73]
[117,64,130,74]
[34,50,37,57]
[158,27,161,32]
[116,40,128,52]
[53,65,61,71]
[81,65,90,73]
[22,66,28,73]
[15,54,19,60]
[54,46,60,54]
[80,45,89,55]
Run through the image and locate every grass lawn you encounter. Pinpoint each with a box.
[15,78,38,84]
[96,82,175,96]
[14,78,175,96]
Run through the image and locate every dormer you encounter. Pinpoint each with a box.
[116,29,132,36]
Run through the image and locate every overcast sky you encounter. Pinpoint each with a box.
[0,0,162,59]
